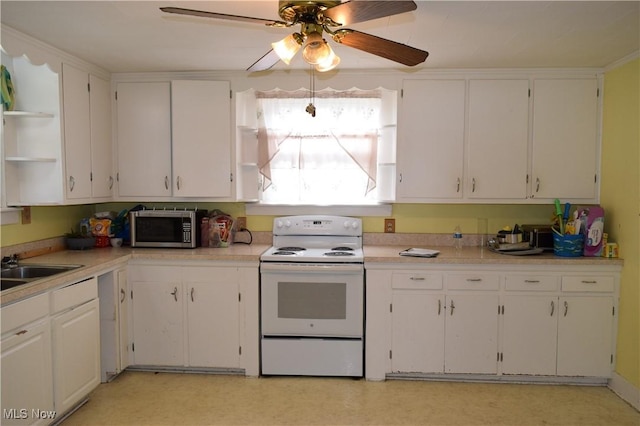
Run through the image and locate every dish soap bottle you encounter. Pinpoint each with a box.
[453,225,463,251]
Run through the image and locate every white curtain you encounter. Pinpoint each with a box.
[256,88,381,204]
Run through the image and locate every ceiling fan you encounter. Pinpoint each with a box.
[160,1,428,72]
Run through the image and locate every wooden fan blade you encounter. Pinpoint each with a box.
[246,49,282,72]
[323,1,417,26]
[334,30,428,66]
[160,7,287,27]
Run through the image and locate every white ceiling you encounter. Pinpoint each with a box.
[1,1,638,73]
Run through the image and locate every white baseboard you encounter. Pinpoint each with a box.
[608,372,640,411]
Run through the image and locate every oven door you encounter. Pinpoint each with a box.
[260,262,364,338]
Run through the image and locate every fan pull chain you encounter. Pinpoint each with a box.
[306,65,316,117]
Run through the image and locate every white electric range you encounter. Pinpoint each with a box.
[260,215,364,377]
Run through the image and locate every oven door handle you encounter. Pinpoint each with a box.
[260,262,363,273]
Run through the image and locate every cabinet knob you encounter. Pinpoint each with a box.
[69,175,75,192]
[472,178,476,193]
[170,287,178,302]
[564,300,569,317]
[550,300,555,317]
[535,177,540,193]
[109,176,114,190]
[164,176,169,190]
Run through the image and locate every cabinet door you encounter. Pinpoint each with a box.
[1,320,54,425]
[52,299,100,415]
[131,280,184,366]
[531,79,598,200]
[186,267,239,368]
[557,296,614,377]
[466,79,529,199]
[502,295,558,375]
[116,82,171,197]
[391,292,445,373]
[117,268,130,371]
[444,294,499,374]
[172,80,231,198]
[62,63,92,200]
[89,74,113,199]
[397,80,465,200]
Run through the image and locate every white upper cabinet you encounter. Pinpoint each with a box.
[116,82,172,198]
[466,79,529,199]
[62,63,113,201]
[62,63,92,200]
[397,79,465,201]
[171,80,231,198]
[89,74,113,199]
[530,78,599,201]
[395,75,600,203]
[115,80,232,200]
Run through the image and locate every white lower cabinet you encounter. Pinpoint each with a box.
[1,277,101,425]
[1,294,53,426]
[51,278,100,416]
[367,265,619,382]
[556,295,614,377]
[98,267,129,381]
[129,263,243,369]
[390,272,499,375]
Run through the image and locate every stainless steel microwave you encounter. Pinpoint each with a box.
[130,210,206,248]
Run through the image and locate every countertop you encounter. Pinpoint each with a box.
[364,245,624,266]
[1,243,623,306]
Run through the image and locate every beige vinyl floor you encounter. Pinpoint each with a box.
[62,371,640,426]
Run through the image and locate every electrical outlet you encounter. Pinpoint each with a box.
[21,206,31,225]
[236,216,247,230]
[384,218,395,233]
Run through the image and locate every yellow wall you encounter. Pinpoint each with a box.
[1,202,555,248]
[0,205,93,248]
[601,57,640,388]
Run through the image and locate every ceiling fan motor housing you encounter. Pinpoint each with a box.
[278,0,343,25]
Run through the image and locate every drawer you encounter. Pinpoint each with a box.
[562,276,614,293]
[446,273,500,291]
[51,276,98,313]
[505,275,558,291]
[392,272,443,290]
[1,292,50,334]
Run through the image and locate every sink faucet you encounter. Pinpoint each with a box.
[1,254,18,269]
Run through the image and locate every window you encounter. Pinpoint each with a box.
[239,87,396,206]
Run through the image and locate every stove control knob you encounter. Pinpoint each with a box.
[345,220,359,229]
[276,220,283,229]
[285,220,291,228]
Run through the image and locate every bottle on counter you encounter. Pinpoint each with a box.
[453,225,463,251]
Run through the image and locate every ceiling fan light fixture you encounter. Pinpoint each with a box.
[302,32,331,65]
[272,33,303,65]
[315,47,340,72]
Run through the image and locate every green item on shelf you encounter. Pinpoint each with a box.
[1,65,16,111]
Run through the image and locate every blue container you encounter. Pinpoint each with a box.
[553,232,584,257]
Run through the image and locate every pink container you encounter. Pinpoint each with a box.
[579,206,605,257]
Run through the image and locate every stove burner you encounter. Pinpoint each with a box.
[272,251,298,256]
[277,247,306,252]
[324,251,355,257]
[331,247,354,251]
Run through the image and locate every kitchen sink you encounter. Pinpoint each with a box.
[1,279,30,291]
[1,264,83,291]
